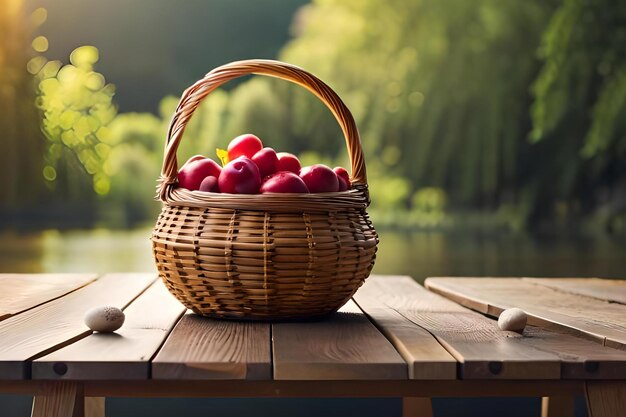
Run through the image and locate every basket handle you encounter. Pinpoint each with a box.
[158,59,367,200]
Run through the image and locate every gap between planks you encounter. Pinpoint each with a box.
[155,288,409,381]
[353,275,457,380]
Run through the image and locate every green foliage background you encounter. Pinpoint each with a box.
[2,0,625,231]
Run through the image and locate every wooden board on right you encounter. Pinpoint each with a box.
[362,276,626,380]
[425,277,626,350]
[523,277,626,305]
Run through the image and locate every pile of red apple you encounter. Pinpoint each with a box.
[177,134,351,194]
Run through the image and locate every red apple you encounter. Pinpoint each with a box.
[333,167,350,191]
[276,152,301,174]
[261,171,309,194]
[178,158,222,191]
[180,155,207,170]
[252,147,279,178]
[199,176,219,192]
[227,134,263,160]
[300,164,339,193]
[218,157,261,194]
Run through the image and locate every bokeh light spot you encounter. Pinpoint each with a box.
[43,166,57,181]
[30,8,47,26]
[32,36,49,53]
[26,56,47,75]
[408,91,424,107]
[70,46,99,68]
[39,60,62,79]
[85,72,105,91]
[386,97,399,113]
[94,177,110,195]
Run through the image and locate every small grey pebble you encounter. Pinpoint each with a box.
[498,308,527,333]
[84,306,125,333]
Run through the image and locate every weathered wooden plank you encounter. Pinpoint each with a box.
[354,276,457,380]
[0,274,98,321]
[524,277,626,305]
[0,273,156,379]
[521,325,626,380]
[272,300,407,380]
[151,312,270,380]
[360,277,561,379]
[425,277,626,350]
[32,280,185,380]
[370,277,626,379]
[364,277,626,379]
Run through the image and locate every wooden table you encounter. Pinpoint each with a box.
[0,274,625,417]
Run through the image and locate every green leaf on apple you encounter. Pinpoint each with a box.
[216,148,229,167]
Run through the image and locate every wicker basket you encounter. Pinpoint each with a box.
[151,59,378,320]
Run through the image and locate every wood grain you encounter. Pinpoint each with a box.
[0,273,156,379]
[586,381,626,417]
[272,300,407,380]
[524,278,626,305]
[31,382,84,417]
[425,277,626,350]
[0,274,98,321]
[360,277,560,379]
[33,279,186,380]
[522,325,626,380]
[354,276,457,380]
[152,312,270,380]
[369,277,626,379]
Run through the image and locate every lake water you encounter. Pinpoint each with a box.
[0,228,622,417]
[1,228,624,280]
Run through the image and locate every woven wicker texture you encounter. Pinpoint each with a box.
[152,59,378,320]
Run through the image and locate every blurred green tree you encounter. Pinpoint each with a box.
[36,45,117,198]
[9,0,624,230]
[529,0,626,224]
[278,0,554,212]
[0,1,47,215]
[229,0,625,227]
